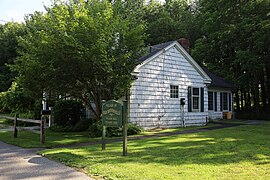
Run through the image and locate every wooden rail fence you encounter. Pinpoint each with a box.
[0,115,46,144]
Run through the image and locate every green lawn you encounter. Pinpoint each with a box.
[0,129,100,148]
[0,119,218,148]
[40,122,270,180]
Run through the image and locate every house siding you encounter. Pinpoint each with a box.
[129,46,208,129]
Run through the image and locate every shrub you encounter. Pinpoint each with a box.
[53,100,85,127]
[88,121,143,137]
[0,82,36,115]
[127,123,143,135]
[50,125,74,132]
[88,120,102,137]
[72,119,92,132]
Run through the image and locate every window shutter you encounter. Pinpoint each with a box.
[188,87,192,112]
[201,87,204,112]
[229,93,232,111]
[220,92,223,111]
[214,92,217,111]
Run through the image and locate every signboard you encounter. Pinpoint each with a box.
[102,100,122,127]
[101,100,128,156]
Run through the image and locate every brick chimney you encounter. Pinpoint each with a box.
[178,38,190,53]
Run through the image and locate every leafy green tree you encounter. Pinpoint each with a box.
[0,22,26,91]
[12,0,145,120]
[144,0,201,46]
[0,82,36,115]
[192,0,270,114]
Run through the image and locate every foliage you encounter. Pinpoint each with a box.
[50,125,74,132]
[88,119,103,137]
[11,0,146,121]
[192,0,270,114]
[0,82,36,115]
[0,22,26,91]
[41,122,270,179]
[51,119,92,132]
[143,0,201,46]
[88,121,143,138]
[127,123,144,135]
[53,100,85,127]
[72,119,92,132]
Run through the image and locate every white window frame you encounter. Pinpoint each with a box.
[192,87,200,111]
[170,85,179,99]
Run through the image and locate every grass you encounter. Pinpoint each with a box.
[0,118,10,125]
[0,118,218,148]
[40,122,270,180]
[211,119,250,124]
[139,123,219,136]
[0,129,100,148]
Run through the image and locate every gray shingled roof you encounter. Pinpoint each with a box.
[202,67,236,89]
[136,41,175,62]
[136,41,236,90]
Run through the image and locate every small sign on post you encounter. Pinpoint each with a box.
[102,100,122,127]
[101,100,128,156]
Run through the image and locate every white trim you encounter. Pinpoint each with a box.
[191,87,200,112]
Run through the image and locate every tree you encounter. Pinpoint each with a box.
[0,22,26,91]
[192,0,270,114]
[12,0,146,120]
[143,0,201,46]
[0,82,37,116]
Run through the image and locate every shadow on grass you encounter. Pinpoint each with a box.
[43,123,270,167]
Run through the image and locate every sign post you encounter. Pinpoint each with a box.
[101,100,128,156]
[123,100,128,156]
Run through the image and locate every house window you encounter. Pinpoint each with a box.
[214,92,217,111]
[223,92,228,110]
[208,91,214,110]
[220,92,232,111]
[170,85,179,98]
[188,87,204,112]
[192,88,200,110]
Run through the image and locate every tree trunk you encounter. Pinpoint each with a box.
[247,89,251,110]
[244,90,247,109]
[240,88,244,110]
[235,89,240,111]
[260,74,267,113]
[252,78,260,115]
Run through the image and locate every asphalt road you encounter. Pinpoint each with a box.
[0,141,93,180]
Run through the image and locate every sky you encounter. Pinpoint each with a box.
[0,0,167,24]
[0,0,53,24]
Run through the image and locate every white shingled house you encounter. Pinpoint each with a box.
[129,39,235,129]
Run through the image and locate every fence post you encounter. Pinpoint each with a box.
[13,114,18,138]
[40,116,45,144]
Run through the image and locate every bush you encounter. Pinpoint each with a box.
[50,125,74,132]
[50,119,92,132]
[127,123,143,135]
[0,82,37,116]
[88,120,102,137]
[88,121,143,137]
[72,119,92,132]
[53,100,85,127]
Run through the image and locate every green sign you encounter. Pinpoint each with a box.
[102,100,128,156]
[102,100,122,127]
